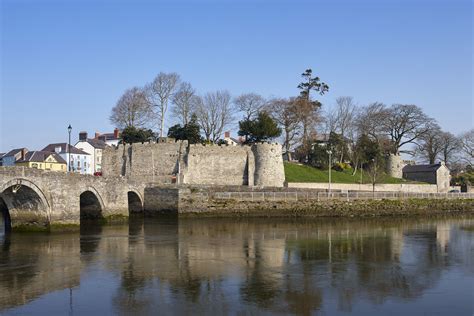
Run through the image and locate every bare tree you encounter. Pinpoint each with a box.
[171,82,196,126]
[146,72,180,138]
[382,104,434,154]
[335,97,357,136]
[333,96,357,162]
[266,98,300,159]
[234,93,266,121]
[356,102,389,141]
[460,129,474,165]
[195,90,234,143]
[110,87,154,129]
[322,107,338,135]
[439,131,460,167]
[415,123,443,164]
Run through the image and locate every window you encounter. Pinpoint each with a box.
[32,163,38,169]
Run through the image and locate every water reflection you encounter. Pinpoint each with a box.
[0,216,473,315]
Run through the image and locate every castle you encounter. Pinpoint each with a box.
[101,140,286,187]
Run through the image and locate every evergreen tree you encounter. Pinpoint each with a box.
[121,126,155,144]
[167,114,202,144]
[238,112,282,144]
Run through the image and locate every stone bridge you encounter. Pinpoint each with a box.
[0,167,148,230]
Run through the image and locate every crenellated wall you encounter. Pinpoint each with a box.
[101,142,285,187]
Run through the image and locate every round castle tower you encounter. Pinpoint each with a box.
[385,154,405,178]
[251,143,285,187]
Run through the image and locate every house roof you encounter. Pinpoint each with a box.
[76,138,107,149]
[98,133,120,141]
[402,163,443,173]
[17,151,67,164]
[42,143,90,155]
[3,148,27,158]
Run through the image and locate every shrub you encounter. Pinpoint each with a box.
[333,162,351,172]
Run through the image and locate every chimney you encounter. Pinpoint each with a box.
[94,132,100,139]
[114,128,120,139]
[224,131,230,138]
[20,148,26,160]
[79,131,87,141]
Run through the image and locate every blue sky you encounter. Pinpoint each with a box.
[1,0,472,152]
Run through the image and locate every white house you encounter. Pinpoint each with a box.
[42,143,92,175]
[75,131,108,173]
[223,131,243,146]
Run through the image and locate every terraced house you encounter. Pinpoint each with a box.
[42,143,92,174]
[15,151,67,172]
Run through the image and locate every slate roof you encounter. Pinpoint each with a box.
[402,163,442,173]
[98,133,120,141]
[3,148,27,158]
[17,151,67,164]
[84,138,107,149]
[42,143,90,155]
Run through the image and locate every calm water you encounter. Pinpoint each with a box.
[0,216,473,315]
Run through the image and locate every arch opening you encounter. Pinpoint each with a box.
[0,185,49,229]
[128,191,143,215]
[0,197,11,234]
[80,191,103,220]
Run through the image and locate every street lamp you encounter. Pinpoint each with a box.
[327,148,332,197]
[68,125,72,172]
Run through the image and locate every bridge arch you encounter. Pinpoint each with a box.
[127,189,143,214]
[80,187,105,220]
[0,178,51,229]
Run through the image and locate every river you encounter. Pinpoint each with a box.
[0,216,473,315]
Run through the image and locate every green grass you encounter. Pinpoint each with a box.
[284,162,423,184]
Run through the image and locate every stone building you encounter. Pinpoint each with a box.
[402,162,451,192]
[101,141,285,187]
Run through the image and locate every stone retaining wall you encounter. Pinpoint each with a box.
[287,182,460,193]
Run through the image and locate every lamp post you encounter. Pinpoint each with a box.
[327,148,332,197]
[68,125,72,172]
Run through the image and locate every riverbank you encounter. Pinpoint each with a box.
[144,186,474,218]
[178,197,474,218]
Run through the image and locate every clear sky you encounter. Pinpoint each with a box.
[1,0,472,152]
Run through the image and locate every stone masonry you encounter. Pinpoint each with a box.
[0,167,146,228]
[101,142,286,188]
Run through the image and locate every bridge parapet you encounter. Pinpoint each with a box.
[0,167,146,228]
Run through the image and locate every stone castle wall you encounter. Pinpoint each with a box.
[101,142,285,187]
[182,145,252,186]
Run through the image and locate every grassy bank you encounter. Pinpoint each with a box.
[284,162,422,184]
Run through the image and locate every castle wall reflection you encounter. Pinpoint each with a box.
[1,216,473,315]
